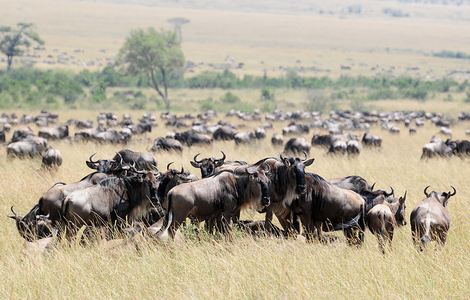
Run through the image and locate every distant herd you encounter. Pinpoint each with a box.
[1,110,470,168]
[1,108,467,254]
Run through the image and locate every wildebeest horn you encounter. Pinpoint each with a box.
[180,167,184,174]
[388,186,394,196]
[8,206,19,220]
[167,162,174,171]
[449,186,456,197]
[370,182,376,191]
[115,152,123,165]
[216,151,226,162]
[302,151,308,161]
[193,153,202,163]
[424,186,430,197]
[88,153,98,164]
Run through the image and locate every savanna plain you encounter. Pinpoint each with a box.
[1,0,470,298]
[0,110,469,298]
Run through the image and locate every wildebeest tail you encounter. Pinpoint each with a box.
[158,192,174,238]
[420,214,432,246]
[359,204,366,231]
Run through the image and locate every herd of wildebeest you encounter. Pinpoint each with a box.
[1,109,469,254]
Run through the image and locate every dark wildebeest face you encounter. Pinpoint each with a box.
[244,164,272,209]
[190,151,226,178]
[424,186,456,207]
[157,162,198,202]
[86,153,121,173]
[280,153,314,195]
[8,206,54,241]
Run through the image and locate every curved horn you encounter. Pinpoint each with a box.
[115,152,123,165]
[10,206,17,218]
[424,186,430,197]
[217,151,226,162]
[180,167,184,174]
[449,186,456,197]
[389,186,394,196]
[370,182,376,191]
[166,162,174,171]
[302,151,308,161]
[88,153,98,164]
[402,191,407,202]
[193,153,202,163]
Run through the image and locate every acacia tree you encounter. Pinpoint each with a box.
[118,27,185,111]
[0,23,43,71]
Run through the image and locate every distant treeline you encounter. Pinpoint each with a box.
[0,67,468,109]
[433,50,470,60]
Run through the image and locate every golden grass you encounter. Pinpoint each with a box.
[0,111,469,298]
[1,0,470,77]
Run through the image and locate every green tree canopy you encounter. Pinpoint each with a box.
[0,23,43,71]
[117,27,185,111]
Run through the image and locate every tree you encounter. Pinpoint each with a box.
[118,27,185,111]
[0,23,43,71]
[167,17,190,43]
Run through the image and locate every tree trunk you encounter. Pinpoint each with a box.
[6,55,13,71]
[148,69,171,111]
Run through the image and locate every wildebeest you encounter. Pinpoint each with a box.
[62,171,159,229]
[421,138,453,159]
[213,126,237,141]
[38,125,69,140]
[234,132,255,144]
[7,136,49,158]
[112,149,157,171]
[346,140,360,155]
[174,130,212,146]
[328,140,347,155]
[328,176,374,195]
[158,165,271,239]
[41,148,63,169]
[190,152,247,179]
[151,137,183,153]
[11,127,35,142]
[284,138,311,155]
[8,206,55,242]
[362,132,382,147]
[282,123,309,135]
[410,186,456,250]
[260,155,314,235]
[271,134,284,145]
[366,192,407,253]
[293,172,366,245]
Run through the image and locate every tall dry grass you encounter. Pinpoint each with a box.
[0,111,469,298]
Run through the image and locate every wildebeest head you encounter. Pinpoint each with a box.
[157,162,198,202]
[8,206,54,241]
[424,186,456,207]
[245,165,271,208]
[86,153,122,173]
[190,151,226,178]
[280,152,314,195]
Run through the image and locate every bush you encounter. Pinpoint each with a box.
[220,92,240,103]
[200,97,216,111]
[260,88,275,101]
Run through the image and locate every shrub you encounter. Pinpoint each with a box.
[220,92,240,103]
[260,88,275,101]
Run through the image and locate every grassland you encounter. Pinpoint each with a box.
[0,111,469,298]
[1,0,470,79]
